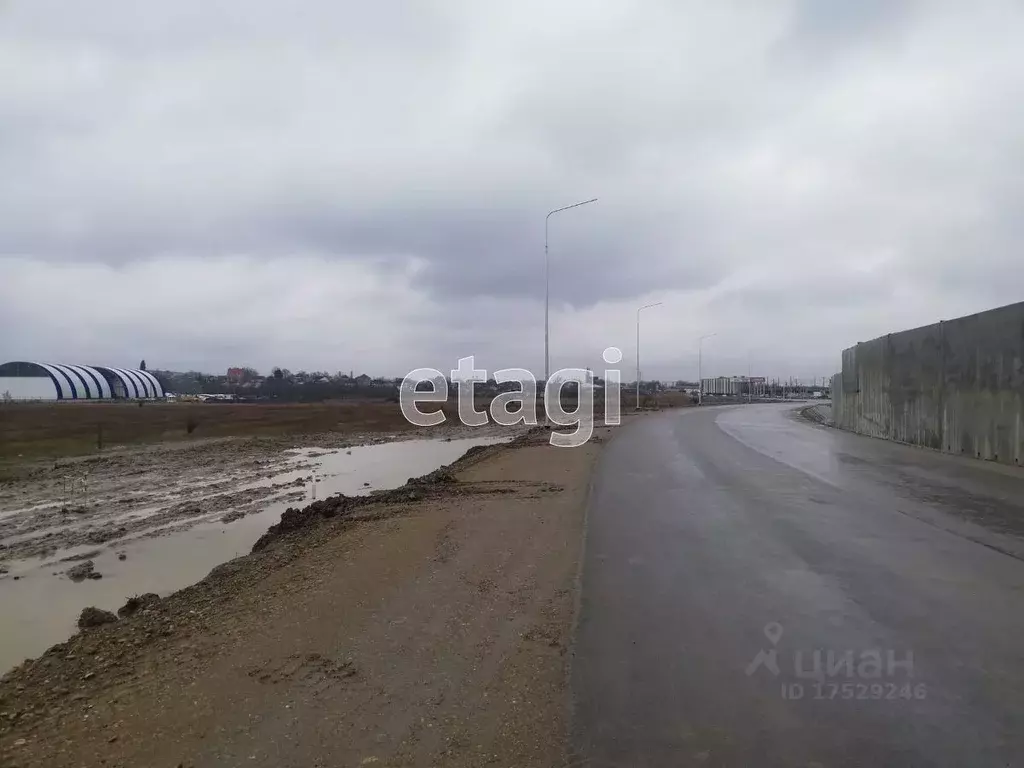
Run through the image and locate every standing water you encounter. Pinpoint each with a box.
[0,435,509,673]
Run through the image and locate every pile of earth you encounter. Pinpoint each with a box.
[65,561,102,583]
[251,429,543,552]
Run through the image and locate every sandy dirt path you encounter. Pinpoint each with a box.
[0,424,611,767]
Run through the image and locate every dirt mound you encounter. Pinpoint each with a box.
[461,443,489,459]
[407,467,457,485]
[251,433,532,552]
[65,560,102,582]
[251,495,357,551]
[117,593,161,618]
[77,607,117,629]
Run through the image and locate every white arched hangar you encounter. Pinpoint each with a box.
[0,362,165,401]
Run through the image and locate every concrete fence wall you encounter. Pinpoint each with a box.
[834,301,1024,466]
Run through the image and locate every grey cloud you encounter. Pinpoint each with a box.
[788,0,917,42]
[2,0,1024,379]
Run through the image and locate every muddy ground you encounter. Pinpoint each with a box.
[0,421,518,673]
[0,423,503,564]
[0,400,429,462]
[0,424,610,767]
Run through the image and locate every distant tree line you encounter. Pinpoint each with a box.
[150,369,402,403]
[149,368,552,404]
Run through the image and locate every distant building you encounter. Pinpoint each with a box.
[227,367,245,384]
[702,376,735,396]
[0,361,165,401]
[701,375,766,397]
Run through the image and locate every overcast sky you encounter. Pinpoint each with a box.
[2,1,1023,382]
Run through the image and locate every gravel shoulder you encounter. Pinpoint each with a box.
[0,424,610,767]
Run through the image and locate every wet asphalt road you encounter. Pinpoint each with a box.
[571,404,1024,767]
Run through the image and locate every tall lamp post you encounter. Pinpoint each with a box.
[636,302,663,410]
[747,350,752,404]
[545,198,598,384]
[697,333,716,406]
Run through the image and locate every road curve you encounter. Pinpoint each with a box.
[571,404,1024,767]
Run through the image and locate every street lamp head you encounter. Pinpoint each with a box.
[547,198,599,219]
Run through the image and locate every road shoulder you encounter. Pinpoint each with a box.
[0,425,611,768]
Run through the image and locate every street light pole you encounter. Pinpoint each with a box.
[635,302,663,410]
[697,333,716,406]
[747,350,752,404]
[545,198,598,385]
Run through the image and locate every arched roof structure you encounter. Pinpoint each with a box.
[0,362,164,399]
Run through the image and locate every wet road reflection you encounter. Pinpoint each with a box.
[573,403,1024,767]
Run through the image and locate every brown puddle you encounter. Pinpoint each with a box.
[0,435,510,672]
